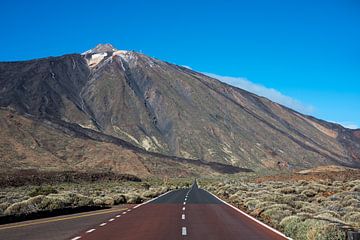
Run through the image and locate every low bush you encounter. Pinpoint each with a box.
[29,186,58,197]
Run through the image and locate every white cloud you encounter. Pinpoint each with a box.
[204,72,315,115]
[181,65,192,70]
[329,121,358,129]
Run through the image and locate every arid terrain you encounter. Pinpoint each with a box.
[200,166,360,240]
[1,44,359,240]
[1,44,359,178]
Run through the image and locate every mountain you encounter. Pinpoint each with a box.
[0,43,359,176]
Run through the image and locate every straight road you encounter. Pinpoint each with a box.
[0,183,289,240]
[70,182,289,240]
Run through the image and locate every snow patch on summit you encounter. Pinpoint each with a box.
[86,52,108,68]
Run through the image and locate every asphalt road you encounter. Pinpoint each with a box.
[0,183,289,240]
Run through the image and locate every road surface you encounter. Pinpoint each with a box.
[0,183,289,240]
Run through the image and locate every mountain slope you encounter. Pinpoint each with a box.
[0,109,245,177]
[0,44,359,172]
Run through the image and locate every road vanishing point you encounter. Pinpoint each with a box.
[0,182,289,240]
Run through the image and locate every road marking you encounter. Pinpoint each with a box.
[99,223,107,226]
[71,237,81,240]
[86,229,96,233]
[182,207,185,211]
[0,208,127,231]
[127,209,131,212]
[109,218,115,222]
[183,202,186,205]
[182,227,187,236]
[116,215,121,218]
[133,189,175,209]
[122,212,127,215]
[207,190,291,239]
[182,214,185,220]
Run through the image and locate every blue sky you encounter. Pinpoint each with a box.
[1,0,359,128]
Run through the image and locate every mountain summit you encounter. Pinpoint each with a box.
[0,44,359,176]
[83,43,118,54]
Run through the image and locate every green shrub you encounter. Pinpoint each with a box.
[124,194,144,204]
[350,184,360,192]
[260,204,294,227]
[279,187,296,194]
[307,221,346,240]
[280,215,303,237]
[29,186,58,197]
[343,212,360,228]
[302,189,317,197]
[113,194,126,205]
[93,197,114,206]
[244,199,261,211]
[4,195,45,215]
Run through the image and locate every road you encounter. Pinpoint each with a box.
[0,183,289,240]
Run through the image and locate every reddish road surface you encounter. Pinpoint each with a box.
[71,182,288,240]
[0,182,289,240]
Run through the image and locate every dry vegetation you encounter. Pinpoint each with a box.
[0,177,192,219]
[199,169,360,240]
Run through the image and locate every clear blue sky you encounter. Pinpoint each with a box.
[1,0,359,128]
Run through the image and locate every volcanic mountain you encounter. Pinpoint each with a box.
[0,44,359,177]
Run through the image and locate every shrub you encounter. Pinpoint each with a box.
[142,189,160,199]
[306,220,346,240]
[279,187,296,194]
[350,184,360,192]
[302,189,317,198]
[343,212,360,228]
[113,194,126,205]
[280,215,303,237]
[260,204,294,227]
[29,186,58,197]
[4,195,45,215]
[244,199,261,211]
[124,194,144,204]
[141,183,151,190]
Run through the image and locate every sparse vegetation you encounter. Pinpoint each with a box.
[0,177,192,219]
[199,170,360,240]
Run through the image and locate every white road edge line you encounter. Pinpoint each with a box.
[86,229,96,233]
[133,189,175,209]
[99,223,107,226]
[71,237,81,240]
[182,214,185,220]
[206,190,290,239]
[182,227,187,236]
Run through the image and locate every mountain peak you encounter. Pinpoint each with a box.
[83,43,118,54]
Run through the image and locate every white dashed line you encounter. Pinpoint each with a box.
[71,237,81,240]
[127,209,131,212]
[116,215,121,218]
[122,212,127,215]
[99,223,107,226]
[182,207,185,211]
[109,218,115,222]
[182,214,185,220]
[182,227,187,236]
[86,229,96,233]
[183,202,186,205]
